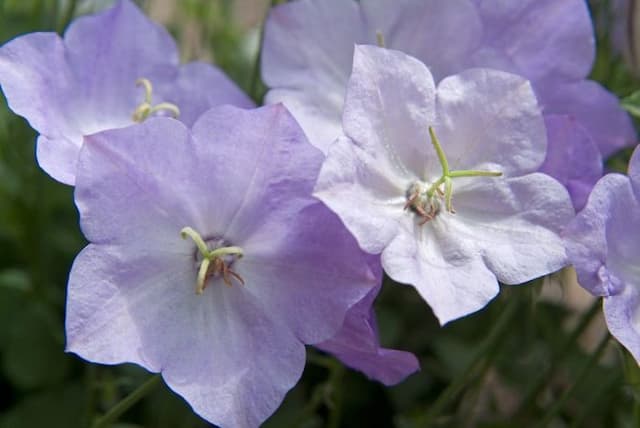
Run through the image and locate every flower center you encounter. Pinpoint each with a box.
[132,78,180,123]
[405,127,502,225]
[180,227,244,295]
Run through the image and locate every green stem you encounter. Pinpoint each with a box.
[569,371,622,428]
[533,334,610,428]
[417,299,520,426]
[327,364,345,428]
[56,0,77,33]
[514,299,601,419]
[249,1,278,102]
[92,375,162,428]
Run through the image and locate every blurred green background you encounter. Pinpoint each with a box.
[0,1,639,427]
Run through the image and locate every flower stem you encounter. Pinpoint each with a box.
[533,333,610,428]
[514,299,601,419]
[91,375,162,428]
[56,0,77,33]
[417,299,520,426]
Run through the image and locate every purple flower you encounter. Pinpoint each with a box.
[66,105,380,427]
[564,146,640,362]
[0,0,252,185]
[314,46,574,324]
[262,0,634,209]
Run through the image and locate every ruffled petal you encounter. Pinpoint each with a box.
[537,79,636,157]
[451,173,573,285]
[564,173,639,296]
[361,0,482,81]
[240,203,377,344]
[382,227,500,325]
[540,115,603,210]
[262,0,360,152]
[435,68,546,176]
[314,136,407,254]
[605,285,640,364]
[343,45,437,179]
[469,0,594,81]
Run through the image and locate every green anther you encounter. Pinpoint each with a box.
[180,227,245,294]
[376,31,386,48]
[132,78,180,123]
[410,127,502,219]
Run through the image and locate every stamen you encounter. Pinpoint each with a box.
[132,78,180,123]
[180,227,244,294]
[376,31,386,48]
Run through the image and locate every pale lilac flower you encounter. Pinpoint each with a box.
[564,146,640,362]
[66,105,379,427]
[314,46,574,324]
[262,0,634,208]
[0,0,252,185]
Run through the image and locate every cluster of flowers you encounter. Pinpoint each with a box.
[0,0,638,426]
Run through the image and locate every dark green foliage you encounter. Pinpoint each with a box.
[0,1,638,427]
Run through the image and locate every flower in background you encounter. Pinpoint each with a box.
[0,0,252,185]
[314,46,574,324]
[262,0,635,209]
[564,145,640,363]
[66,105,383,427]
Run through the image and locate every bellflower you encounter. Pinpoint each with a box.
[0,0,252,185]
[66,105,380,427]
[262,0,635,209]
[314,46,574,324]
[564,146,640,363]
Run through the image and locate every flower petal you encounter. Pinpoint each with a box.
[564,173,640,296]
[262,0,360,152]
[537,79,636,157]
[605,284,640,364]
[540,115,603,210]
[469,0,594,81]
[316,274,420,386]
[76,118,202,247]
[361,0,482,81]
[63,0,178,129]
[314,136,406,254]
[156,61,255,126]
[0,33,83,178]
[343,45,437,179]
[190,104,324,244]
[630,145,640,200]
[451,173,573,285]
[240,203,377,344]
[382,226,500,325]
[435,68,546,176]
